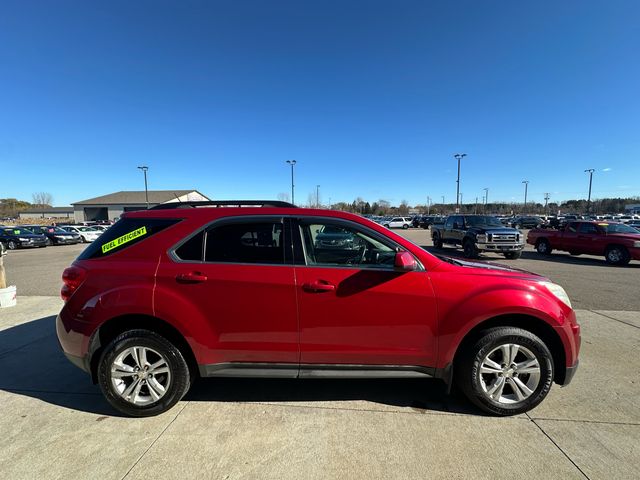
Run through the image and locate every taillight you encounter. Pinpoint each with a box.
[61,266,86,302]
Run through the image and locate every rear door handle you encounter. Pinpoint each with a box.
[302,280,336,293]
[176,272,208,284]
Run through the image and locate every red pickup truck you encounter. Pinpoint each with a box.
[527,221,640,265]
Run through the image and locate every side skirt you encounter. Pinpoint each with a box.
[199,363,436,379]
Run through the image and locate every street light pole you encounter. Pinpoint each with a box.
[522,180,529,213]
[584,169,595,214]
[483,187,489,213]
[286,160,297,205]
[137,166,149,209]
[316,184,320,208]
[454,153,466,213]
[544,193,550,216]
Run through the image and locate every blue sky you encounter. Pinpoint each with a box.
[1,1,639,207]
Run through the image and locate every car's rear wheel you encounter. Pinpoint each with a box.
[402,224,409,229]
[7,240,17,250]
[535,239,552,255]
[456,327,554,416]
[433,233,443,249]
[98,329,191,417]
[605,246,630,266]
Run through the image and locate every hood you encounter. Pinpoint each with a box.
[607,233,640,241]
[468,227,520,235]
[436,255,545,280]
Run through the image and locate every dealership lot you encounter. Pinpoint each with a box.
[1,229,639,479]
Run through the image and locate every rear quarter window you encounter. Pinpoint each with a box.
[77,218,179,259]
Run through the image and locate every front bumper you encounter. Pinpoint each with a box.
[19,240,48,248]
[562,360,579,386]
[477,242,525,252]
[630,248,640,261]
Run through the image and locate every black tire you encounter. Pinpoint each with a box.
[456,327,554,416]
[433,233,443,249]
[535,239,552,255]
[402,224,409,229]
[504,251,522,260]
[463,239,479,259]
[81,236,87,243]
[383,224,390,228]
[7,240,17,250]
[604,245,630,266]
[97,329,191,417]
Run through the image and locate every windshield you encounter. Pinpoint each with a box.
[465,216,504,227]
[602,223,640,234]
[78,227,99,232]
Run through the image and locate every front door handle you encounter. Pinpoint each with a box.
[302,280,336,293]
[176,272,208,284]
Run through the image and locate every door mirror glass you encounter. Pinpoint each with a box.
[394,251,418,271]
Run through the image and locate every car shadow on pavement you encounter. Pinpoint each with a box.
[0,315,481,417]
[186,377,478,416]
[420,245,640,268]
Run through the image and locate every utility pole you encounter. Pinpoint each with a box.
[475,197,478,214]
[454,153,466,213]
[544,193,550,216]
[316,184,320,208]
[522,180,529,213]
[286,160,297,205]
[137,166,149,209]
[584,169,595,214]
[483,187,489,213]
[427,196,431,215]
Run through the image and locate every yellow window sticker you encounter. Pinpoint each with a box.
[101,226,147,254]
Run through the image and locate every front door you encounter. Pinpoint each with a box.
[156,217,299,366]
[293,218,438,368]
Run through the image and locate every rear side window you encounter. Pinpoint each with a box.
[204,222,284,264]
[78,218,179,259]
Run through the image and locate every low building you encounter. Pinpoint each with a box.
[625,204,640,214]
[72,190,210,222]
[18,206,74,220]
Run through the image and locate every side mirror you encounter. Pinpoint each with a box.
[394,251,418,271]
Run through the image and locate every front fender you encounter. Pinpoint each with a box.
[430,274,575,369]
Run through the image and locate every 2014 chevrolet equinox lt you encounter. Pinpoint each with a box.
[57,201,580,417]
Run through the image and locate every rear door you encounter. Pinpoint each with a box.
[157,217,299,367]
[292,217,438,368]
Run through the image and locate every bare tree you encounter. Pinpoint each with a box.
[277,192,291,203]
[32,192,53,208]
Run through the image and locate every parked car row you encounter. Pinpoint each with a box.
[0,223,111,249]
[429,214,640,266]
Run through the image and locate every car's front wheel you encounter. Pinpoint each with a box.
[605,246,630,266]
[7,240,17,250]
[456,327,554,416]
[98,329,191,417]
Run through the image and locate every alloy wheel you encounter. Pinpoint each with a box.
[110,346,171,406]
[478,343,541,404]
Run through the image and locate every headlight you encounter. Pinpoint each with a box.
[56,235,66,239]
[633,241,640,248]
[540,281,572,309]
[477,234,487,242]
[18,237,29,241]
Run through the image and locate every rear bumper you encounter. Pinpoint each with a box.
[561,360,579,386]
[63,352,90,373]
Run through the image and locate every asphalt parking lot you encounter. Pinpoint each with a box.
[1,229,639,479]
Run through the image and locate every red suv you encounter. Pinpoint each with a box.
[57,201,580,417]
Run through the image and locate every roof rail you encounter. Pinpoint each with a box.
[150,200,297,210]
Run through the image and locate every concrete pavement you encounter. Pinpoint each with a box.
[0,297,638,479]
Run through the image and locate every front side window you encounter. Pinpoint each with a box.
[204,222,285,264]
[300,221,396,269]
